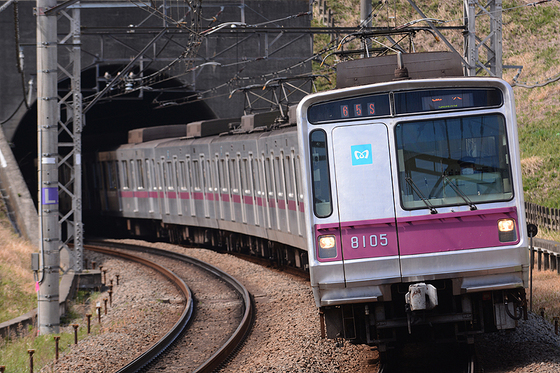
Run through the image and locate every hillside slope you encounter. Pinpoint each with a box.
[314,0,560,208]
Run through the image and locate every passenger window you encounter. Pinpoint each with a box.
[264,157,274,198]
[274,155,284,199]
[284,154,294,198]
[218,158,227,192]
[121,161,130,189]
[310,130,332,218]
[192,160,201,191]
[229,158,239,193]
[136,160,144,189]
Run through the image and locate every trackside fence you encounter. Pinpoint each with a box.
[525,201,560,273]
[525,201,560,231]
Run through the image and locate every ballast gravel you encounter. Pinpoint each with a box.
[41,239,560,372]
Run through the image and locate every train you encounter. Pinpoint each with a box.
[85,53,529,355]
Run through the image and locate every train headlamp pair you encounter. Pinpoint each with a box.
[497,218,517,242]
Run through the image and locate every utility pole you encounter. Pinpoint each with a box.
[37,0,60,334]
[360,0,372,56]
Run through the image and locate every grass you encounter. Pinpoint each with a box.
[0,202,36,324]
[0,292,104,373]
[530,270,560,325]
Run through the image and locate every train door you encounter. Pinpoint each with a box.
[331,123,401,285]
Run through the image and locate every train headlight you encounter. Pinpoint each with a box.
[317,235,337,259]
[498,218,517,242]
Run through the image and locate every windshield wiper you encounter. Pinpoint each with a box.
[441,174,477,211]
[405,176,438,214]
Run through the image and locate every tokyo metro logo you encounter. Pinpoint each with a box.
[351,144,373,166]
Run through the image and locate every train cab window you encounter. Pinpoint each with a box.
[396,113,514,210]
[310,130,333,218]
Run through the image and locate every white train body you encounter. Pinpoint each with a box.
[88,75,529,350]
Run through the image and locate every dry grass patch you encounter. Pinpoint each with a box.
[521,156,544,177]
[530,270,560,323]
[0,202,37,322]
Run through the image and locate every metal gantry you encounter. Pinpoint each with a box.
[57,4,83,274]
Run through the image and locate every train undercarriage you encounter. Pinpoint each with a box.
[321,283,527,354]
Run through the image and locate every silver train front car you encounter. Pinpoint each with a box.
[296,77,529,350]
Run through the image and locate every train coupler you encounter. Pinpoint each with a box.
[405,283,438,334]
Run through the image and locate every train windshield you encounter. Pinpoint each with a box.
[396,113,513,210]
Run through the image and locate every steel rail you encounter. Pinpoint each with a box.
[85,242,253,373]
[85,244,193,373]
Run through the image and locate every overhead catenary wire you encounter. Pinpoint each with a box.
[87,0,560,108]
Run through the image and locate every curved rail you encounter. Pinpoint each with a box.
[86,242,253,373]
[85,244,193,373]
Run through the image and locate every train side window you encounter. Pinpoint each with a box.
[144,159,152,190]
[121,161,130,189]
[284,153,294,198]
[172,158,180,190]
[274,155,284,199]
[310,130,333,218]
[264,156,274,198]
[251,156,260,196]
[294,155,304,202]
[155,161,163,191]
[162,161,170,190]
[209,159,217,193]
[218,157,227,192]
[192,159,201,191]
[109,161,118,190]
[178,161,187,190]
[229,158,239,193]
[241,157,251,195]
[136,160,145,189]
[201,156,208,192]
[130,160,137,190]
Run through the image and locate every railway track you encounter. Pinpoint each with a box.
[85,242,253,373]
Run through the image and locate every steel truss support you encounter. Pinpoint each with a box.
[463,0,503,77]
[57,5,83,274]
[407,0,504,78]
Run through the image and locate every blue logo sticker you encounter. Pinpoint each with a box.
[351,144,373,166]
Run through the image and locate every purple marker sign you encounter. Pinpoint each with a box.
[42,187,58,205]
